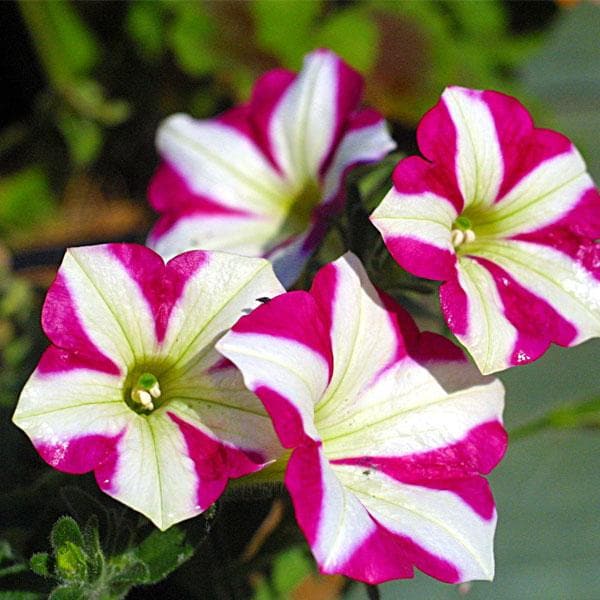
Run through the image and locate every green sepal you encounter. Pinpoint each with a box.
[51,517,84,552]
[55,542,87,582]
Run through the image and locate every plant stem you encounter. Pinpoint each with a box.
[365,583,381,600]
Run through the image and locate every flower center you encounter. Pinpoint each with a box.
[451,215,476,249]
[125,370,164,414]
[280,180,322,236]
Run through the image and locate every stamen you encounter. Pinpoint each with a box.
[451,227,476,248]
[130,373,161,411]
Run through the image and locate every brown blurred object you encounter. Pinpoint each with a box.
[241,498,285,563]
[292,573,346,600]
[8,174,149,286]
[367,10,433,126]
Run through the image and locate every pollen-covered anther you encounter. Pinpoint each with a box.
[451,228,476,248]
[130,373,161,411]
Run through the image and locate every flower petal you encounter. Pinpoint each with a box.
[13,369,127,466]
[148,211,280,263]
[334,465,496,582]
[320,358,504,462]
[216,291,332,446]
[419,87,504,209]
[471,240,600,362]
[156,113,288,214]
[46,246,169,367]
[268,49,363,182]
[473,148,594,237]
[161,251,285,373]
[370,170,458,280]
[310,253,406,419]
[441,258,519,374]
[321,108,396,206]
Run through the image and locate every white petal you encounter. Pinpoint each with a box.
[443,87,504,209]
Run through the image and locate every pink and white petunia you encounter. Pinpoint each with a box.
[13,244,284,530]
[217,253,507,584]
[147,49,395,287]
[371,86,600,374]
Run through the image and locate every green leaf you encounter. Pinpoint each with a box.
[134,527,193,584]
[0,167,55,233]
[108,557,149,588]
[315,7,379,72]
[0,593,44,600]
[43,1,99,77]
[126,2,166,59]
[19,1,99,86]
[271,547,312,596]
[56,112,103,167]
[0,540,15,563]
[251,0,321,68]
[30,553,51,578]
[167,3,219,76]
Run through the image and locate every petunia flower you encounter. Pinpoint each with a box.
[147,49,396,287]
[371,86,600,374]
[217,253,507,584]
[13,244,284,530]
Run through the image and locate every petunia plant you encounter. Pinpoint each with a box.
[217,253,507,584]
[371,86,600,374]
[13,243,284,530]
[10,43,600,598]
[147,49,396,287]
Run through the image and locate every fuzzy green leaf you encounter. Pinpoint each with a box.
[51,517,84,553]
[134,527,193,584]
[30,553,51,578]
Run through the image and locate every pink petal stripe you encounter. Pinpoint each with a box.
[149,163,252,216]
[39,273,120,375]
[384,235,457,281]
[308,261,338,334]
[348,107,385,130]
[376,290,418,363]
[286,441,464,584]
[169,412,265,510]
[392,155,463,213]
[513,188,600,280]
[247,68,296,172]
[108,244,207,343]
[254,386,312,448]
[481,90,573,202]
[340,522,461,584]
[318,50,364,177]
[231,291,333,375]
[395,532,461,584]
[332,421,506,520]
[284,443,324,546]
[412,331,467,364]
[217,105,256,142]
[439,275,469,336]
[35,432,122,481]
[415,96,461,207]
[474,257,578,365]
[334,522,414,583]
